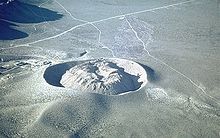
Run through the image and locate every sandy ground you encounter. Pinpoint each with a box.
[0,0,220,137]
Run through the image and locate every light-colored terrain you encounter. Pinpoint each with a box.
[60,58,147,95]
[0,0,219,137]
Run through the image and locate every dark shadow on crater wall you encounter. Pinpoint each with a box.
[0,0,63,40]
[43,63,70,87]
[139,63,160,83]
[43,61,85,87]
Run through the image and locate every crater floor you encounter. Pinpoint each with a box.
[60,58,147,95]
